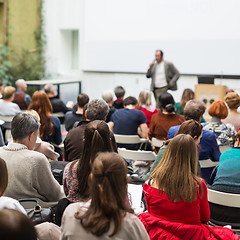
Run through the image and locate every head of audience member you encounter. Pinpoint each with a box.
[76,120,114,200]
[234,130,240,148]
[15,79,27,92]
[77,93,89,109]
[123,96,137,109]
[24,109,40,122]
[75,152,133,237]
[138,89,152,107]
[208,100,228,120]
[178,89,195,114]
[2,86,16,102]
[102,90,114,106]
[44,84,55,98]
[0,209,37,240]
[28,91,54,139]
[11,113,40,150]
[158,92,175,113]
[114,86,125,100]
[151,134,199,202]
[86,99,109,121]
[224,92,240,111]
[175,120,203,146]
[155,49,164,63]
[0,157,8,197]
[183,99,206,122]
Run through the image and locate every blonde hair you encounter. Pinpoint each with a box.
[24,110,40,122]
[138,89,152,107]
[2,86,15,100]
[151,134,201,202]
[224,92,240,110]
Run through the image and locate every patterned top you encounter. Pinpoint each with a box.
[63,161,80,203]
[203,121,236,147]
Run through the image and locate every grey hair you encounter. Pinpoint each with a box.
[86,99,109,121]
[102,90,114,104]
[184,99,206,121]
[11,113,40,140]
[15,79,26,89]
[44,84,55,94]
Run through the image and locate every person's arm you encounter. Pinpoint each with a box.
[168,63,180,88]
[34,154,65,202]
[148,117,155,140]
[209,133,221,162]
[146,62,154,78]
[199,179,210,223]
[24,94,31,107]
[52,116,62,145]
[139,123,148,139]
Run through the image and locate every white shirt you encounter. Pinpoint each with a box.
[0,196,26,214]
[154,61,167,88]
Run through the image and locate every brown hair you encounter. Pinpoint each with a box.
[179,89,195,114]
[2,86,15,100]
[0,158,8,196]
[74,120,114,200]
[75,152,133,237]
[28,91,54,140]
[208,100,228,119]
[77,93,89,108]
[224,92,240,110]
[151,134,201,202]
[0,209,37,240]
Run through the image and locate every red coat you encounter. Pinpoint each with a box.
[139,212,238,240]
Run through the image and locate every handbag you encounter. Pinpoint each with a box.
[18,199,55,225]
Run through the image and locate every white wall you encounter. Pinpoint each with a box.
[43,0,240,103]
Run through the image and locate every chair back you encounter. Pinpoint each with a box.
[199,159,218,168]
[118,148,156,161]
[151,137,165,147]
[114,134,147,144]
[208,188,240,208]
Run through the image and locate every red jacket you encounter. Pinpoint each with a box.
[139,212,238,240]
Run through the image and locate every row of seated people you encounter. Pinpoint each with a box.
[0,111,239,239]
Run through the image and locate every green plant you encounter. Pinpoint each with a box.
[0,45,13,85]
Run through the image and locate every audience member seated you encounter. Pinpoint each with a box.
[61,152,149,240]
[109,96,148,150]
[113,85,125,109]
[210,130,240,193]
[148,92,185,140]
[139,135,238,240]
[175,88,195,115]
[44,84,70,114]
[25,110,60,161]
[143,120,203,180]
[203,100,236,147]
[13,79,31,110]
[65,93,89,131]
[28,91,62,146]
[64,99,117,162]
[0,113,64,201]
[63,120,115,203]
[102,89,116,122]
[0,86,21,116]
[136,89,158,127]
[0,209,38,240]
[167,100,221,184]
[222,92,240,131]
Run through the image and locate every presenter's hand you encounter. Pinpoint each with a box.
[149,61,154,67]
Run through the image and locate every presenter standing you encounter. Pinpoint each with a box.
[146,50,180,109]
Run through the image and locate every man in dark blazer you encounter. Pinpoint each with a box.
[146,50,180,109]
